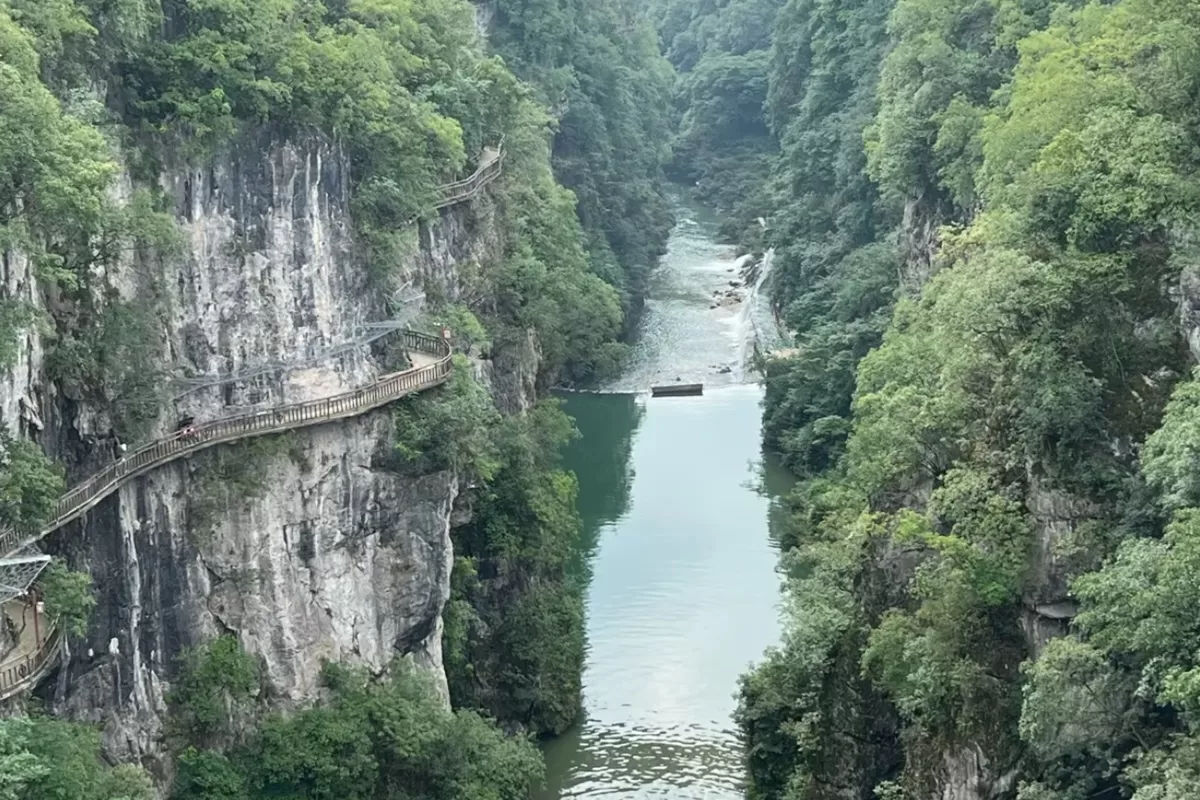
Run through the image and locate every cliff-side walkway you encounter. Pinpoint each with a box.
[0,141,505,700]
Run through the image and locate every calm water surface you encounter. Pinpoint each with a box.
[537,195,791,799]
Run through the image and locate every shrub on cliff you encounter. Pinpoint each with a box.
[0,716,152,800]
[0,434,64,532]
[444,400,585,736]
[391,355,502,480]
[170,660,542,800]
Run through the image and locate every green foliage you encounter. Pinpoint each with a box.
[1,5,173,432]
[763,241,898,475]
[427,305,488,356]
[0,716,152,800]
[168,635,260,746]
[393,361,587,735]
[1125,736,1200,800]
[744,0,1200,796]
[0,434,64,531]
[446,400,584,735]
[759,0,899,476]
[654,0,784,233]
[736,506,899,800]
[114,0,499,276]
[488,0,676,316]
[484,103,629,385]
[50,292,167,443]
[0,301,35,371]
[174,748,248,800]
[0,2,118,255]
[857,473,1028,751]
[170,662,542,800]
[1019,638,1138,766]
[39,189,178,442]
[0,720,45,800]
[392,355,502,480]
[39,559,95,637]
[1143,372,1200,512]
[865,0,1027,213]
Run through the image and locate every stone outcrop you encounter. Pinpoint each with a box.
[938,745,1019,800]
[0,127,512,777]
[1020,475,1099,658]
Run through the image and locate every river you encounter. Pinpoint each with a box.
[536,195,792,798]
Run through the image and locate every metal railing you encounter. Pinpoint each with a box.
[0,330,452,557]
[432,146,504,209]
[0,626,61,701]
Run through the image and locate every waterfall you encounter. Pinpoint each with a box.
[734,248,776,383]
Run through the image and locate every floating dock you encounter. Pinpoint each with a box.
[651,383,704,397]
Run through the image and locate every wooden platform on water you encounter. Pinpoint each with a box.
[651,383,704,397]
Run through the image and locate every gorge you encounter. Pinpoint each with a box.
[4,1,1200,800]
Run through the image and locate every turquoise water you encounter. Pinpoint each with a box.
[536,196,791,798]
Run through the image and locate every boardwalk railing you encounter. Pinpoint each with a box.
[0,144,484,699]
[0,626,60,701]
[432,146,504,210]
[0,330,452,558]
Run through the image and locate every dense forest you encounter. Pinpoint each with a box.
[688,0,1200,798]
[651,0,780,242]
[486,0,677,324]
[9,0,1200,797]
[0,0,675,796]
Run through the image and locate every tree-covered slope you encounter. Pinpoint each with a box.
[652,0,783,241]
[737,0,1200,797]
[485,0,677,321]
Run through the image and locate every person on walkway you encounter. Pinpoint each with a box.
[175,416,199,441]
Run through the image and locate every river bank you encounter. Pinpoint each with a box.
[536,193,791,798]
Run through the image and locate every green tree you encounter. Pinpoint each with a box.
[0,717,152,800]
[488,0,676,318]
[168,636,260,746]
[392,355,502,480]
[39,559,96,637]
[446,401,584,735]
[172,661,543,800]
[0,434,64,531]
[656,0,784,234]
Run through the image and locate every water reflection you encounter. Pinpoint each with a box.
[540,388,790,799]
[560,392,643,538]
[538,190,793,799]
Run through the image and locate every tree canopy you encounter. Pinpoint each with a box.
[727,0,1200,796]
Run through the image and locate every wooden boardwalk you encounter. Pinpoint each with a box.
[0,141,502,701]
[432,146,503,209]
[0,601,59,700]
[0,330,451,557]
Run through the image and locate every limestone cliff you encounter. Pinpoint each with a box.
[0,127,519,775]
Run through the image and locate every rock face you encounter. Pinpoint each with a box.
[51,417,460,774]
[0,128,509,776]
[899,195,946,291]
[1020,475,1097,657]
[1179,260,1200,362]
[939,745,1019,800]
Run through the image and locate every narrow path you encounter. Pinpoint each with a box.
[0,331,451,558]
[0,600,59,700]
[0,141,503,701]
[0,336,450,698]
[432,145,504,209]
